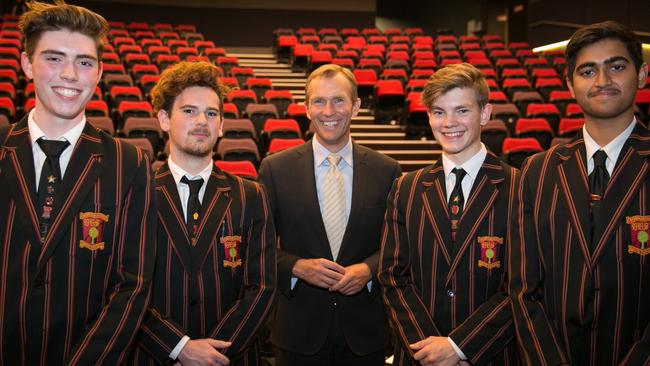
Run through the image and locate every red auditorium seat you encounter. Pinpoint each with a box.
[222,103,240,119]
[139,74,160,95]
[156,54,181,71]
[526,103,561,131]
[489,91,509,104]
[354,69,378,108]
[481,119,509,155]
[217,138,260,166]
[374,80,405,124]
[227,90,258,117]
[123,117,165,153]
[357,58,383,73]
[86,100,109,117]
[117,137,154,160]
[503,78,532,99]
[501,68,528,80]
[88,116,115,135]
[515,118,554,149]
[336,50,359,62]
[222,118,256,140]
[508,42,530,51]
[124,53,151,69]
[102,63,127,75]
[535,78,565,100]
[501,137,543,168]
[215,161,258,180]
[531,68,560,81]
[292,44,314,72]
[440,59,463,67]
[146,44,170,59]
[0,82,15,99]
[411,69,434,79]
[177,46,199,60]
[565,103,583,118]
[218,77,239,89]
[264,90,294,117]
[246,103,279,134]
[486,79,500,91]
[310,51,333,71]
[513,91,544,115]
[167,39,189,53]
[117,101,153,129]
[267,138,305,155]
[459,35,479,43]
[404,91,430,138]
[132,64,159,82]
[246,78,273,101]
[635,89,650,122]
[491,103,521,134]
[380,69,408,85]
[204,47,227,62]
[230,67,255,87]
[406,79,427,92]
[102,52,121,64]
[216,56,239,74]
[286,103,309,133]
[24,98,35,113]
[261,118,302,153]
[110,86,143,107]
[0,97,15,119]
[276,35,298,63]
[558,118,585,137]
[524,57,549,70]
[549,90,575,115]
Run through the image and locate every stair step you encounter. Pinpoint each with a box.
[228,53,275,59]
[350,132,406,140]
[356,140,441,150]
[380,150,441,160]
[350,124,403,133]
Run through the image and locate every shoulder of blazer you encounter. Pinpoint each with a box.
[261,139,310,168]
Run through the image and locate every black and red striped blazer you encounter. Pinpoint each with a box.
[130,162,276,365]
[379,152,519,365]
[510,124,650,365]
[0,117,157,365]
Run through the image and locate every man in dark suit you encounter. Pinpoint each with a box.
[0,2,156,365]
[130,61,276,366]
[379,63,519,366]
[510,21,650,365]
[259,64,401,366]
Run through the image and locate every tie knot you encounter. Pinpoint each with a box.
[593,150,608,167]
[327,154,342,168]
[37,138,70,158]
[452,167,467,182]
[181,176,204,194]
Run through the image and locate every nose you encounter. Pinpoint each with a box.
[59,60,78,82]
[594,67,612,88]
[196,111,208,124]
[323,100,335,116]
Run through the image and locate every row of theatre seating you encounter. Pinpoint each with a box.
[273,27,650,152]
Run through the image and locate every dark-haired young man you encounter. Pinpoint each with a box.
[131,61,276,366]
[510,20,650,365]
[0,1,156,364]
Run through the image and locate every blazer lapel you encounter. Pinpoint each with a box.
[591,124,650,266]
[445,153,502,285]
[299,140,333,259]
[191,165,232,276]
[421,161,454,265]
[556,135,594,268]
[338,143,366,260]
[0,118,41,247]
[37,123,104,270]
[155,163,194,272]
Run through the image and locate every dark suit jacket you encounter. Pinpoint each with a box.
[379,152,519,365]
[258,140,401,355]
[130,162,276,365]
[0,117,156,365]
[510,124,650,365]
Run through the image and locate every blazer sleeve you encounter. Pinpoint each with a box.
[138,305,187,363]
[258,158,300,296]
[68,150,157,365]
[209,182,276,360]
[378,176,442,358]
[448,168,519,364]
[508,157,569,365]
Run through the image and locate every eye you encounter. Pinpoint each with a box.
[458,108,470,115]
[182,108,196,115]
[79,59,95,68]
[311,98,325,106]
[45,55,62,62]
[578,68,595,77]
[206,110,219,118]
[333,97,345,104]
[431,110,444,117]
[611,63,626,72]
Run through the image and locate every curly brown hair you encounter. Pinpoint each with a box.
[19,0,109,60]
[150,61,230,116]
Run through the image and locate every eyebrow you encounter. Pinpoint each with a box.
[576,56,630,71]
[40,49,98,61]
[179,104,219,112]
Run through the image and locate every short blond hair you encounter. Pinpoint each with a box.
[151,61,230,115]
[422,63,489,110]
[305,64,358,103]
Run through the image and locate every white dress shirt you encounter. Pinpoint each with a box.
[313,137,353,220]
[28,109,85,191]
[583,118,636,176]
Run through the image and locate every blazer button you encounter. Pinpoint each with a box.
[190,299,199,306]
[446,289,455,298]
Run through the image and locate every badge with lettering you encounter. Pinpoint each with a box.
[79,212,110,251]
[221,235,242,268]
[626,215,650,256]
[477,236,503,269]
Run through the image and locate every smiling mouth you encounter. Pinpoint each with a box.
[53,87,81,97]
[442,131,465,137]
[322,120,340,127]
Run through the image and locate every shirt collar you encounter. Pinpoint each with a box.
[442,143,487,181]
[167,156,213,186]
[312,136,353,168]
[583,117,636,163]
[28,109,85,147]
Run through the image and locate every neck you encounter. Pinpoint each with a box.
[584,110,634,147]
[170,150,212,176]
[33,109,84,139]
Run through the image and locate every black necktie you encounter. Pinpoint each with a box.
[449,168,467,242]
[181,176,204,244]
[36,138,70,241]
[589,150,609,246]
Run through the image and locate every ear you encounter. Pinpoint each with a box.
[217,116,224,137]
[21,51,33,80]
[351,97,361,117]
[305,102,312,121]
[480,103,493,126]
[157,109,171,132]
[638,63,648,89]
[566,76,576,99]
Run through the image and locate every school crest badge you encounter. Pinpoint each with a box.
[79,212,109,251]
[221,235,242,268]
[626,215,650,256]
[477,236,503,269]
